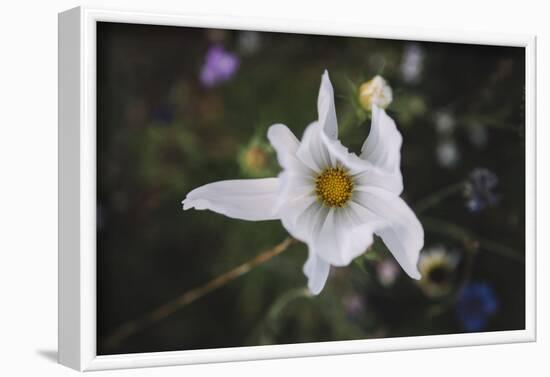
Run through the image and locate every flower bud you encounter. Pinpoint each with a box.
[358,75,393,110]
[238,140,274,177]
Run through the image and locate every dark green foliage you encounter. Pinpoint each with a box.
[96,22,525,355]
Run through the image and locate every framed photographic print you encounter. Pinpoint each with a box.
[58,6,536,371]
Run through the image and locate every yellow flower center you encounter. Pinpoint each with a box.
[315,167,354,207]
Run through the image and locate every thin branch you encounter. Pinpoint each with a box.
[102,236,296,351]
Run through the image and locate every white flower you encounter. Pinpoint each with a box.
[182,71,424,294]
[238,31,261,55]
[435,111,456,135]
[358,75,393,110]
[436,139,460,168]
[467,123,488,148]
[418,245,460,297]
[401,43,424,83]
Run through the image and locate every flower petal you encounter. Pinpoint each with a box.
[279,192,318,239]
[354,167,403,195]
[319,131,403,194]
[267,123,314,176]
[353,186,424,279]
[267,123,317,213]
[360,105,403,174]
[295,71,341,172]
[281,199,328,243]
[303,251,330,295]
[267,123,299,156]
[296,121,335,172]
[320,131,370,175]
[318,70,338,140]
[312,207,378,266]
[182,178,280,221]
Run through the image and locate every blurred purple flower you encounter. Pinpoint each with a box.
[376,258,400,287]
[456,282,498,332]
[200,45,239,87]
[465,168,500,212]
[342,294,366,320]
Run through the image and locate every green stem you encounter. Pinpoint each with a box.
[421,216,524,264]
[353,257,369,275]
[477,238,525,264]
[266,288,311,324]
[413,182,466,214]
[251,287,311,343]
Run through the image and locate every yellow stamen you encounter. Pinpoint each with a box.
[315,167,353,207]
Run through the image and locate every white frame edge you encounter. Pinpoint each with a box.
[59,7,80,371]
[58,6,537,372]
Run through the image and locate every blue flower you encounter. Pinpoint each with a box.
[200,45,240,87]
[456,282,498,332]
[465,168,499,212]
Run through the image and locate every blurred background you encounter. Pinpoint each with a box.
[96,22,525,355]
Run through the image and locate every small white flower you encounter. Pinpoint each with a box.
[238,31,261,55]
[435,111,456,135]
[401,43,424,83]
[418,245,460,297]
[358,75,393,110]
[436,139,460,168]
[183,71,424,294]
[467,123,488,148]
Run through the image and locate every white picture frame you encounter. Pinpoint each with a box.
[58,5,537,371]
